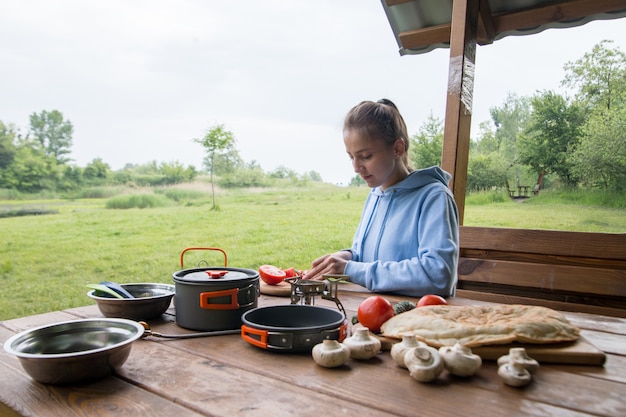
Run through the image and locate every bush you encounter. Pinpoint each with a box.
[465,190,511,205]
[105,193,170,209]
[0,188,22,200]
[155,188,207,202]
[73,186,126,199]
[529,189,626,209]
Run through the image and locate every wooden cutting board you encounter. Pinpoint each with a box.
[472,336,606,366]
[259,280,292,297]
[374,332,606,366]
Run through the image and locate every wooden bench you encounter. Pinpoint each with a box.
[456,226,626,318]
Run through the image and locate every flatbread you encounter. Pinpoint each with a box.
[380,304,580,348]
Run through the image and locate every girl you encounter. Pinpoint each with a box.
[303,99,459,297]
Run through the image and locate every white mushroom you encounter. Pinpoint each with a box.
[497,347,540,373]
[390,333,425,369]
[311,339,351,368]
[497,361,532,387]
[404,345,444,382]
[342,327,381,360]
[438,343,482,377]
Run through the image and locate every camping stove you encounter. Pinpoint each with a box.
[286,275,347,317]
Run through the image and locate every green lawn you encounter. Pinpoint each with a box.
[1,184,624,320]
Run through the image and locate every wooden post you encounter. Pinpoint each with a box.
[441,0,479,224]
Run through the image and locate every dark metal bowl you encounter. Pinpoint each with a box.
[87,283,175,320]
[3,318,144,384]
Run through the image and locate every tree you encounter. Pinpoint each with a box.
[58,165,83,191]
[409,113,443,169]
[159,161,198,185]
[349,175,365,186]
[83,158,111,184]
[562,40,626,113]
[518,91,585,188]
[480,93,533,190]
[208,144,243,176]
[0,121,18,170]
[570,106,626,191]
[489,93,532,162]
[219,160,270,188]
[194,124,236,209]
[270,165,297,179]
[466,153,508,192]
[304,170,322,182]
[29,110,74,164]
[1,138,58,192]
[472,121,500,154]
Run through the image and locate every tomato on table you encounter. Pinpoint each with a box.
[357,295,395,333]
[417,294,448,307]
[282,267,297,278]
[259,265,287,285]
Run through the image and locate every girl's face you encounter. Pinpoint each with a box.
[344,128,405,190]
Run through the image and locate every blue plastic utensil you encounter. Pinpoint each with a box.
[99,281,135,298]
[85,283,125,299]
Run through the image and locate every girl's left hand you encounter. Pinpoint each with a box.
[302,251,351,280]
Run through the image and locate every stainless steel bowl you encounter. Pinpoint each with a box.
[3,318,144,384]
[87,283,175,320]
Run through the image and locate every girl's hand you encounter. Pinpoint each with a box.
[303,251,351,280]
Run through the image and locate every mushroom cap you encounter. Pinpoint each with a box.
[439,343,482,377]
[498,362,532,387]
[405,345,444,382]
[497,347,540,373]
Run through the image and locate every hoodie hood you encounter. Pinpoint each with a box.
[371,166,452,196]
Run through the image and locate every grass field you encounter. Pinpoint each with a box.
[1,183,624,320]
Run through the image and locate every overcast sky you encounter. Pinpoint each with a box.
[2,1,626,185]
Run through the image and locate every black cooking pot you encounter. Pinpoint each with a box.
[173,266,259,331]
[241,305,348,352]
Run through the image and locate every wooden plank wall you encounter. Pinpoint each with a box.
[456,226,626,318]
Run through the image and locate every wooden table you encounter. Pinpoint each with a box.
[1,284,625,417]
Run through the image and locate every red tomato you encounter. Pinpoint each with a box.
[282,267,297,278]
[417,294,448,307]
[259,265,287,285]
[357,296,395,333]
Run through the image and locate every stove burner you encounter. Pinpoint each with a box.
[286,275,347,317]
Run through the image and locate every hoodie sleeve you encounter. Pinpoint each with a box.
[344,190,459,297]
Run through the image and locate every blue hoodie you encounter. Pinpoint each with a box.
[344,166,459,297]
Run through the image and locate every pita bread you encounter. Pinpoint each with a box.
[380,304,580,348]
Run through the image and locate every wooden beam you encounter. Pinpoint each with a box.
[384,0,413,6]
[460,226,626,260]
[397,24,451,50]
[398,0,626,49]
[477,0,496,44]
[441,0,478,224]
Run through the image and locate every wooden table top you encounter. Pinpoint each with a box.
[1,284,625,417]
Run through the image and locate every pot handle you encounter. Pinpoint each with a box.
[199,288,239,310]
[180,247,228,268]
[241,325,268,349]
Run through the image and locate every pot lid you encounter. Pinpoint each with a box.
[173,267,258,284]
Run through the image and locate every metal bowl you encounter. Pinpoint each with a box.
[3,318,144,384]
[87,283,175,320]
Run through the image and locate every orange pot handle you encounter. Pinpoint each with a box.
[199,288,239,310]
[241,325,268,349]
[180,247,228,268]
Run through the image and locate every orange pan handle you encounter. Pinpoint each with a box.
[241,325,268,349]
[339,320,348,342]
[180,247,228,268]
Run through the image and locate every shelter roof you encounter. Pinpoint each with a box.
[382,0,626,55]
